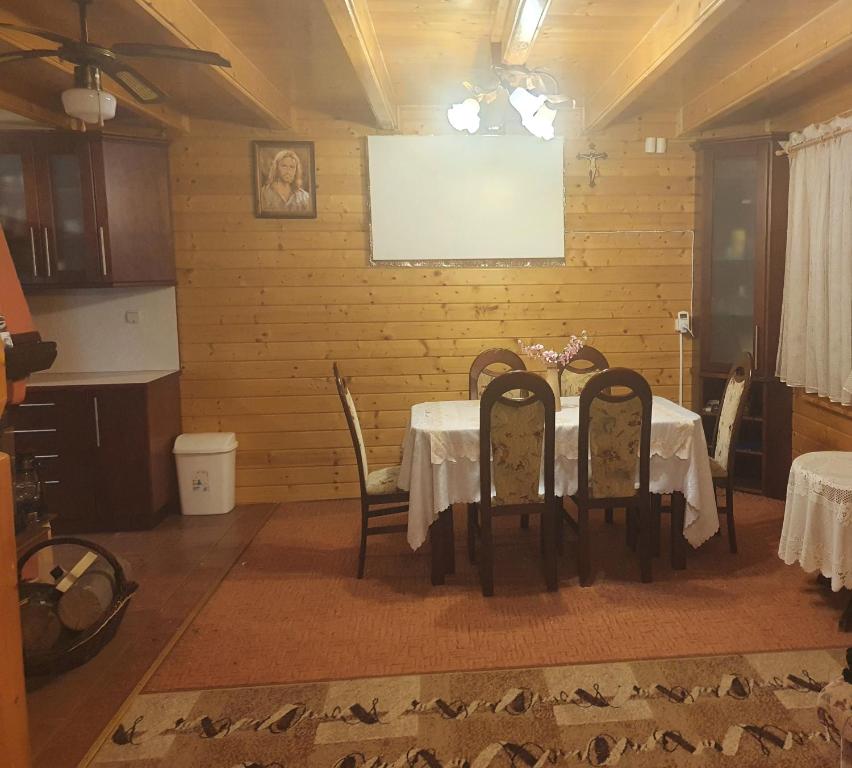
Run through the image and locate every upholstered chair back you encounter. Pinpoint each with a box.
[333,362,369,491]
[559,346,609,396]
[578,368,652,503]
[480,370,555,511]
[713,354,754,473]
[469,348,526,400]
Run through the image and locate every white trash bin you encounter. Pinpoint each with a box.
[173,433,238,516]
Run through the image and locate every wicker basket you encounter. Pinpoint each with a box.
[18,536,138,677]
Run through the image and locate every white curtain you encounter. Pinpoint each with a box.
[777,114,852,406]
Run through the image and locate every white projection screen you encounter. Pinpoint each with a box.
[367,135,565,265]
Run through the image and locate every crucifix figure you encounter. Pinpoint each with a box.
[577,144,608,187]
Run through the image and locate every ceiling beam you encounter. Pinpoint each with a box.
[680,0,852,135]
[498,0,552,66]
[584,0,744,133]
[0,22,191,133]
[0,88,68,128]
[128,0,292,129]
[321,0,397,130]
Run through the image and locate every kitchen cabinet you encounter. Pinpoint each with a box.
[695,137,792,499]
[8,372,181,533]
[0,131,175,288]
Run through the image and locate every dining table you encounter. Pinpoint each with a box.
[398,395,720,584]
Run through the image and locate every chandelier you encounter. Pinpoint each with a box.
[447,64,574,140]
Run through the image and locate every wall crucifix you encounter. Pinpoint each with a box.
[576,144,608,187]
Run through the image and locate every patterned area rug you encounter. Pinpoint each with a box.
[91,648,845,767]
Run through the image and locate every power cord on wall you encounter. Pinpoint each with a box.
[571,229,696,407]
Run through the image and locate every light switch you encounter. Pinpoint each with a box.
[125,310,141,324]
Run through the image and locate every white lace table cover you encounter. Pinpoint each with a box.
[398,396,719,550]
[779,451,852,591]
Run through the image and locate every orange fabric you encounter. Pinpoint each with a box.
[0,227,36,404]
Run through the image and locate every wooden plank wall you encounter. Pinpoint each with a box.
[172,107,696,503]
[793,392,852,456]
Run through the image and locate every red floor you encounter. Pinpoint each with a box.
[147,493,850,692]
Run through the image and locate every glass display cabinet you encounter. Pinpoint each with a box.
[696,137,792,499]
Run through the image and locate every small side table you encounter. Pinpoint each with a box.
[779,451,852,629]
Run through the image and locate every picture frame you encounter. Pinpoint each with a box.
[252,140,317,219]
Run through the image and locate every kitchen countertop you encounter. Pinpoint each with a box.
[27,370,179,387]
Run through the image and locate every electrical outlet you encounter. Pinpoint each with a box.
[675,310,690,334]
[125,310,141,324]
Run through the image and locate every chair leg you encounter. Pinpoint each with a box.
[479,509,494,597]
[543,503,558,591]
[445,506,456,575]
[639,501,652,583]
[650,495,661,557]
[671,493,686,570]
[605,508,614,525]
[467,503,477,564]
[555,497,564,556]
[725,484,737,554]
[578,506,591,587]
[431,510,446,586]
[357,502,369,579]
[520,514,530,530]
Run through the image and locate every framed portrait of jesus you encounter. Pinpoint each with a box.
[252,140,317,219]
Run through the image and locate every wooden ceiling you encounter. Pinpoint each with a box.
[0,0,848,135]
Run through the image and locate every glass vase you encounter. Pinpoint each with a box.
[544,365,561,412]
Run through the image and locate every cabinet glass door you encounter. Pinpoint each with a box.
[0,142,41,281]
[42,150,96,281]
[707,154,758,367]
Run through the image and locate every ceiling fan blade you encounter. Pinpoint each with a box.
[110,43,231,68]
[96,58,166,104]
[0,49,58,65]
[0,23,74,46]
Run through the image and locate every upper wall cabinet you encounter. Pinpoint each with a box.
[0,132,175,288]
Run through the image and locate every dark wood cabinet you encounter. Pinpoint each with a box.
[8,373,181,533]
[0,131,175,289]
[695,137,792,499]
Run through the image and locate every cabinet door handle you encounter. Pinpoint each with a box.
[34,454,59,460]
[93,395,101,448]
[42,480,60,486]
[753,325,759,371]
[12,428,57,434]
[98,225,108,276]
[18,401,55,408]
[29,226,38,276]
[43,227,52,277]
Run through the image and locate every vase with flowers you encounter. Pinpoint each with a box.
[517,333,588,411]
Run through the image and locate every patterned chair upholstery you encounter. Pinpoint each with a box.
[474,370,558,596]
[574,368,653,586]
[709,353,753,553]
[468,348,526,400]
[334,363,409,578]
[559,345,609,396]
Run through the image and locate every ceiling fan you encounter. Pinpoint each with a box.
[0,0,232,125]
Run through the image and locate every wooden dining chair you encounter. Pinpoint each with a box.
[558,346,615,523]
[468,349,529,551]
[468,348,526,400]
[708,353,754,553]
[559,345,609,395]
[474,370,558,596]
[573,368,653,586]
[333,362,410,578]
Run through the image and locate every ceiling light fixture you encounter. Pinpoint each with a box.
[447,64,572,140]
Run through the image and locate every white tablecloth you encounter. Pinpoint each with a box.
[398,396,719,550]
[779,451,852,591]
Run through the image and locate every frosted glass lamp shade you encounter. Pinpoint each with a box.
[523,103,557,140]
[447,98,480,133]
[509,87,546,121]
[61,88,117,124]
